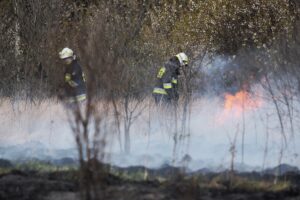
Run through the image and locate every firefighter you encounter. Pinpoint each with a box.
[152,52,189,105]
[59,47,86,105]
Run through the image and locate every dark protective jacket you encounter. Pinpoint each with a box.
[153,57,180,101]
[64,60,86,103]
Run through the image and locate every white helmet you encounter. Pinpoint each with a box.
[59,47,74,59]
[176,52,189,66]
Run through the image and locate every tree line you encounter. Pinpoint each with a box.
[0,0,298,99]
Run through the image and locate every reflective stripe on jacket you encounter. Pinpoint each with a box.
[172,77,178,84]
[153,61,178,96]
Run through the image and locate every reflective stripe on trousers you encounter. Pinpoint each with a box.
[66,94,87,103]
[153,87,167,95]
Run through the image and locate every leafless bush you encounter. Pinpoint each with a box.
[64,2,153,199]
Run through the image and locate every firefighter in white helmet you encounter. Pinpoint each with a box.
[59,47,86,104]
[153,52,189,105]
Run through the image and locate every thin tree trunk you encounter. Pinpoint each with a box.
[265,76,287,146]
[124,96,131,154]
[112,95,123,152]
[241,90,246,164]
[12,0,21,83]
[262,114,270,171]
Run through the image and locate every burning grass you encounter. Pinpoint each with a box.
[217,90,263,123]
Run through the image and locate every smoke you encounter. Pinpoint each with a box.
[0,92,299,171]
[199,55,241,96]
[0,55,299,171]
[0,99,74,149]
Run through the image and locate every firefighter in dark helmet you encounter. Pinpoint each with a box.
[59,47,86,105]
[153,52,189,105]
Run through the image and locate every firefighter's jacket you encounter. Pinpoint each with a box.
[64,60,86,103]
[153,60,180,100]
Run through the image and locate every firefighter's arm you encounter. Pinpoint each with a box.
[74,63,86,82]
[65,73,78,87]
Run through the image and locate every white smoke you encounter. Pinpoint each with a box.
[0,92,299,172]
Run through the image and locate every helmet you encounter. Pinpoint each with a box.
[59,47,74,59]
[176,52,189,66]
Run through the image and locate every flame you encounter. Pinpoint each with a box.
[217,90,263,124]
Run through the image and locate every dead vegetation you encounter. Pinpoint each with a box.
[0,163,300,200]
[1,1,300,200]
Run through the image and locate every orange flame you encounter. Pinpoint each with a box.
[217,90,263,124]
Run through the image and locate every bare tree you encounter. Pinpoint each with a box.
[262,114,270,171]
[227,124,239,188]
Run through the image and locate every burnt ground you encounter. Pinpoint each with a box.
[0,168,300,200]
